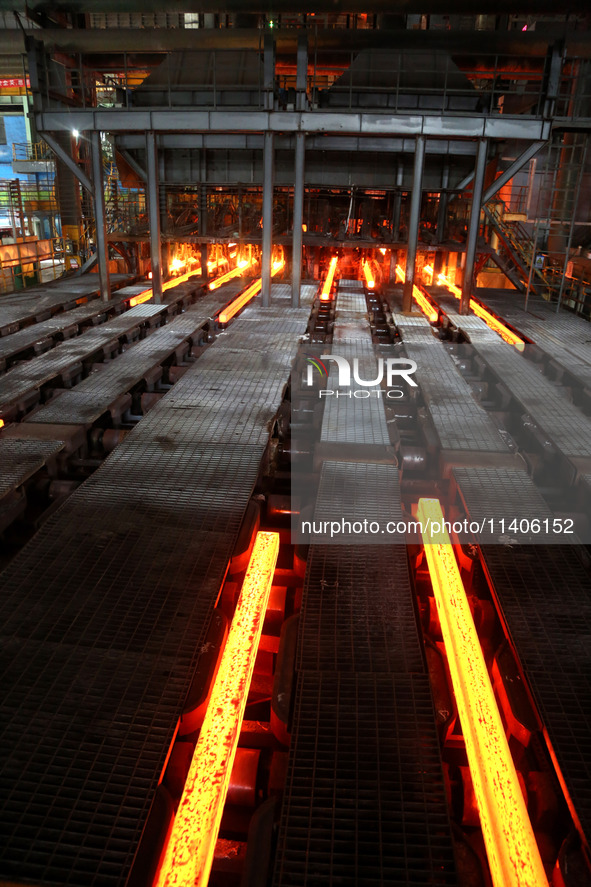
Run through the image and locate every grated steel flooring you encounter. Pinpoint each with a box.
[0,437,65,503]
[0,297,309,887]
[273,672,457,887]
[28,296,224,427]
[0,275,133,334]
[297,541,424,673]
[395,315,511,453]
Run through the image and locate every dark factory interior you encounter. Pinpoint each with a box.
[0,2,591,886]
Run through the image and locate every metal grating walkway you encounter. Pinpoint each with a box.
[458,315,591,460]
[273,672,457,887]
[479,544,591,841]
[0,437,65,503]
[296,540,424,673]
[27,293,225,427]
[0,275,133,335]
[0,304,168,417]
[0,291,310,887]
[395,314,511,454]
[278,284,457,885]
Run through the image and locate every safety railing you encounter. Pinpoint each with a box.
[0,237,65,294]
[27,40,591,122]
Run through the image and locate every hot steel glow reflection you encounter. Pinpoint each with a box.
[395,265,438,322]
[154,531,280,887]
[417,498,548,887]
[436,272,525,350]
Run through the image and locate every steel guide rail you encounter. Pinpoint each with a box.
[0,289,310,887]
[274,280,458,885]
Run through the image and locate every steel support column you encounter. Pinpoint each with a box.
[146,131,162,303]
[89,131,110,302]
[461,138,488,315]
[291,133,305,308]
[261,130,274,307]
[402,135,425,312]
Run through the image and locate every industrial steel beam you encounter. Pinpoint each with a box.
[35,110,554,142]
[40,131,92,193]
[89,131,110,302]
[119,148,147,183]
[3,8,588,26]
[261,131,274,308]
[146,131,162,303]
[291,133,305,308]
[115,132,480,156]
[461,138,488,315]
[481,140,545,205]
[402,135,425,313]
[391,157,404,241]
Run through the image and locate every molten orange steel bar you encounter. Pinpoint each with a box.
[218,258,284,323]
[155,531,280,887]
[417,498,548,887]
[128,290,154,307]
[436,272,525,351]
[320,256,338,300]
[362,259,375,289]
[394,265,438,322]
[208,257,253,291]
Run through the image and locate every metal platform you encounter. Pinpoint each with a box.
[0,304,170,419]
[27,294,224,428]
[0,298,310,887]
[457,315,591,461]
[479,544,591,842]
[0,295,132,373]
[438,289,591,391]
[0,275,134,336]
[452,465,556,543]
[273,672,457,887]
[395,314,511,454]
[0,437,65,532]
[297,539,423,672]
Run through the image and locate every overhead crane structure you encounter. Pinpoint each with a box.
[0,7,591,887]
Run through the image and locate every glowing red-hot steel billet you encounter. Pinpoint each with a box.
[362,259,375,289]
[128,290,154,307]
[217,259,283,324]
[208,258,254,291]
[394,264,438,321]
[154,531,280,887]
[436,272,525,351]
[412,285,439,323]
[320,256,338,300]
[416,498,548,887]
